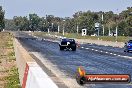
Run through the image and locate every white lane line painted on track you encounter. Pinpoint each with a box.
[116,55,132,59]
[118,55,121,56]
[81,47,84,48]
[114,54,117,56]
[95,50,98,51]
[105,52,108,54]
[81,47,132,59]
[92,49,94,50]
[85,48,89,49]
[121,56,132,59]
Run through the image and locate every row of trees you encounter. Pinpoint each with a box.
[0,6,5,31]
[5,7,132,36]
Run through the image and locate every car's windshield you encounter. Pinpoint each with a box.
[128,40,132,43]
[69,39,75,42]
[62,39,68,42]
[62,39,75,42]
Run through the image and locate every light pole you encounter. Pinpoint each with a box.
[52,23,54,32]
[102,13,104,36]
[77,16,80,34]
[115,9,119,42]
[63,20,65,36]
[102,25,104,36]
[115,26,118,42]
[116,26,118,41]
[43,23,45,31]
[97,28,99,36]
[108,26,111,36]
[115,16,118,42]
[48,22,49,33]
[77,25,79,34]
[58,22,60,33]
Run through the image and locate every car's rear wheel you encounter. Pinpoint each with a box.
[72,45,76,51]
[60,46,64,50]
[72,48,76,51]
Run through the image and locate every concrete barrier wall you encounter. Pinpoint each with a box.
[13,39,35,86]
[26,62,58,88]
[13,38,59,88]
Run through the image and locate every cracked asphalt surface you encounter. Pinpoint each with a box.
[14,32,132,88]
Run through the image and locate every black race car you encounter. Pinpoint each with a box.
[59,38,76,51]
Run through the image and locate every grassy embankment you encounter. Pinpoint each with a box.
[0,32,21,88]
[33,32,131,42]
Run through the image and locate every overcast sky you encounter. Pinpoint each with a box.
[0,0,132,19]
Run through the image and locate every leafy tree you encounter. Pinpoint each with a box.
[0,6,5,31]
[13,16,29,31]
[5,6,132,36]
[29,14,40,31]
[5,19,16,31]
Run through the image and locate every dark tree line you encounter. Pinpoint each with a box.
[5,7,132,36]
[0,6,5,32]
